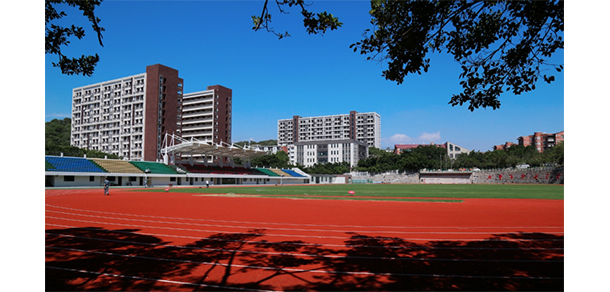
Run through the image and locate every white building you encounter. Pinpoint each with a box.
[291,139,368,167]
[445,142,470,159]
[278,111,381,149]
[70,64,184,161]
[70,64,233,162]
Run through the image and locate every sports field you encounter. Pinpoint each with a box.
[46,184,564,291]
[148,184,564,200]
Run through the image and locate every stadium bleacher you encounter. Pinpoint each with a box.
[89,158,144,174]
[130,161,181,174]
[281,169,303,177]
[45,156,107,173]
[269,169,290,177]
[255,168,281,177]
[45,161,56,170]
[44,155,311,188]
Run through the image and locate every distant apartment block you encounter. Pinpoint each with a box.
[394,142,470,159]
[494,131,564,153]
[278,111,381,148]
[290,139,368,167]
[518,131,564,152]
[70,64,232,162]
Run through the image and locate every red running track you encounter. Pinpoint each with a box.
[45,188,564,291]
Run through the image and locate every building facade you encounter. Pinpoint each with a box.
[278,111,381,148]
[291,139,368,167]
[445,142,471,158]
[518,131,564,152]
[494,131,564,153]
[180,85,232,144]
[70,64,232,162]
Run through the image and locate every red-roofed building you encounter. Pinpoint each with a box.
[393,143,441,154]
[493,142,515,151]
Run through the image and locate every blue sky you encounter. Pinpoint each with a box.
[44,0,564,152]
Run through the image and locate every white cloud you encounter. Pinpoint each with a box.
[418,132,441,143]
[384,132,442,146]
[388,133,414,143]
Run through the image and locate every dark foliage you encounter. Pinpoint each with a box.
[350,0,563,110]
[252,0,342,39]
[45,0,105,76]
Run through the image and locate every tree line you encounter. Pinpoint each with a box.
[245,143,563,175]
[356,144,564,174]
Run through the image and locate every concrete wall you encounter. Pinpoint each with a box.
[420,173,472,184]
[46,175,103,188]
[310,175,345,184]
[472,167,564,184]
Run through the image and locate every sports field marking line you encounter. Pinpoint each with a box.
[45,266,277,292]
[45,232,564,263]
[45,209,565,236]
[45,246,563,280]
[46,223,565,251]
[193,193,463,203]
[45,204,564,230]
[45,216,565,242]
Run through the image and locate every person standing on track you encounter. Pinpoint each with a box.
[104,177,110,196]
[206,180,209,188]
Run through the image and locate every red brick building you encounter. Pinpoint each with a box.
[494,131,564,153]
[71,64,232,162]
[518,131,564,152]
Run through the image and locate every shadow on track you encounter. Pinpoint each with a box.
[46,228,563,291]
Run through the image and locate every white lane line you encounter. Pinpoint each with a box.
[45,204,564,230]
[45,216,564,242]
[45,231,564,263]
[45,209,564,236]
[46,246,563,280]
[45,265,277,292]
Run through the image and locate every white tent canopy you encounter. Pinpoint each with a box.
[161,133,270,162]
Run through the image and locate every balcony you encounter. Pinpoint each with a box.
[182,98,213,106]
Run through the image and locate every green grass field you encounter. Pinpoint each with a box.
[145,184,564,201]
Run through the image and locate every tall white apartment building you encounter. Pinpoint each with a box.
[278,111,381,148]
[71,64,184,161]
[290,139,368,167]
[70,64,233,162]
